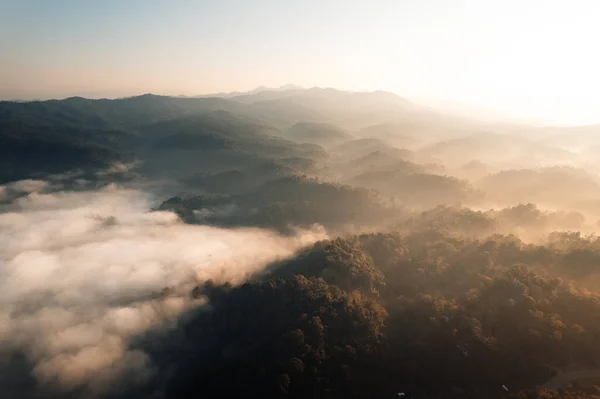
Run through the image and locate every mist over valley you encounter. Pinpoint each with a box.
[3,84,600,399]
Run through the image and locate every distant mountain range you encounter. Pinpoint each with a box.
[2,86,600,187]
[193,84,305,99]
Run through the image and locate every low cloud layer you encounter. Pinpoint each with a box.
[0,179,50,202]
[0,182,326,398]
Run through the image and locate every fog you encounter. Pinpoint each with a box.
[0,182,326,398]
[7,86,600,397]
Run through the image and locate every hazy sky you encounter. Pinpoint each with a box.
[1,0,599,125]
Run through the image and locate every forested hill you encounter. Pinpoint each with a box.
[131,231,600,398]
[5,87,600,398]
[0,87,475,183]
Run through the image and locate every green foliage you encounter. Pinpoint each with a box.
[158,175,398,232]
[136,231,600,398]
[160,275,387,398]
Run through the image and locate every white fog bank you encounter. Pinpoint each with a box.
[0,183,326,396]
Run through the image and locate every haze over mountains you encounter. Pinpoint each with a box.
[5,85,600,398]
[3,85,599,181]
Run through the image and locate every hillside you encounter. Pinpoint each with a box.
[284,122,353,146]
[6,87,600,399]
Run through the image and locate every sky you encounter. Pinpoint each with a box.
[1,0,600,125]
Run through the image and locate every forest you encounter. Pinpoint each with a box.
[3,87,600,398]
